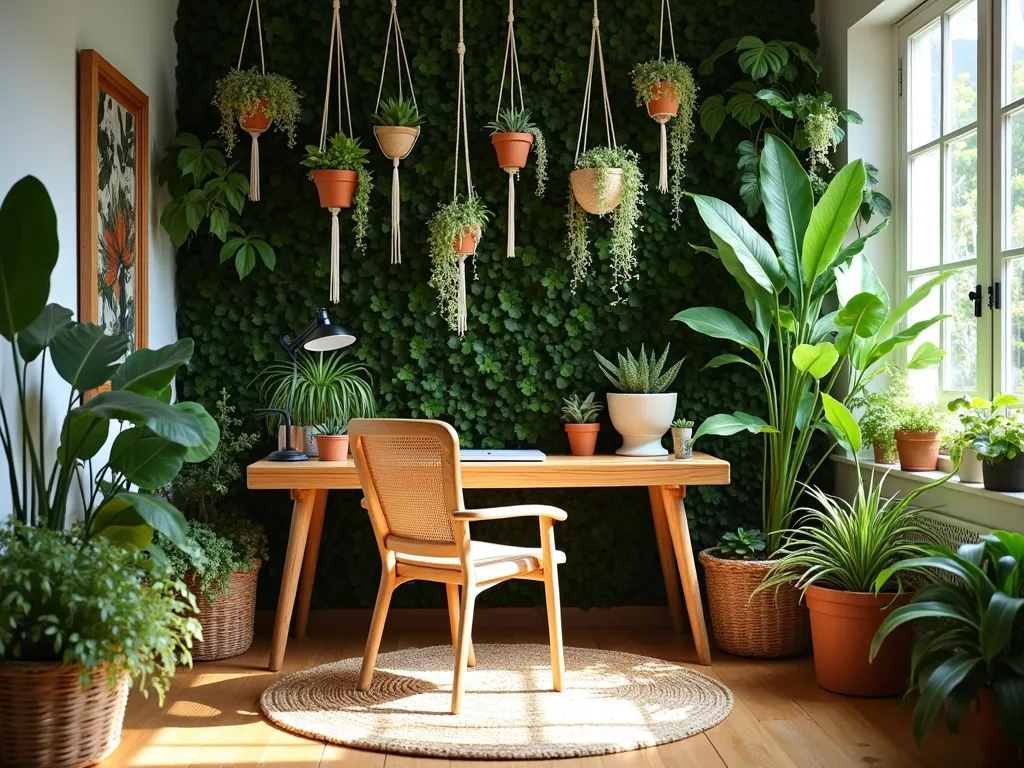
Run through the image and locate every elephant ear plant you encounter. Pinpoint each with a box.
[675,135,949,553]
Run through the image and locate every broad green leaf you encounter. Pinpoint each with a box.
[821,393,861,453]
[175,401,220,463]
[236,244,256,279]
[49,323,128,391]
[801,160,867,289]
[691,194,785,295]
[703,353,758,371]
[79,390,206,447]
[110,338,194,396]
[115,491,188,547]
[912,654,984,745]
[90,497,154,551]
[57,409,110,464]
[777,308,796,331]
[736,36,789,79]
[692,412,777,444]
[209,206,229,241]
[17,303,73,362]
[109,427,187,490]
[870,316,948,363]
[980,592,1024,661]
[835,252,888,307]
[792,342,839,379]
[759,135,812,294]
[0,176,59,340]
[220,237,244,264]
[252,238,276,271]
[812,311,839,343]
[908,342,945,369]
[993,676,1024,744]
[877,271,953,340]
[755,88,795,117]
[699,95,727,138]
[726,92,764,127]
[709,232,772,308]
[160,202,191,247]
[833,217,888,265]
[672,307,763,358]
[795,389,815,431]
[835,292,887,338]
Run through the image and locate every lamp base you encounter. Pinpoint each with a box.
[267,448,309,462]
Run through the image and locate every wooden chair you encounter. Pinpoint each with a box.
[348,418,566,714]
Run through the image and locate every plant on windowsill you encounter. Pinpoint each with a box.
[300,133,372,253]
[428,195,492,333]
[894,401,948,472]
[850,368,913,464]
[870,532,1024,764]
[595,344,684,457]
[948,394,1024,491]
[560,392,603,457]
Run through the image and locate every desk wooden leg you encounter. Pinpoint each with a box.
[294,489,328,638]
[269,488,316,672]
[647,486,685,633]
[658,484,712,665]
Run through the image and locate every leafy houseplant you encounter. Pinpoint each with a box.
[567,146,646,299]
[212,67,301,156]
[300,133,372,253]
[850,368,912,464]
[670,418,694,459]
[870,532,1024,762]
[949,394,1024,491]
[486,107,548,197]
[428,195,492,333]
[595,344,683,457]
[894,400,947,472]
[561,392,603,457]
[158,519,268,605]
[716,528,767,560]
[631,59,698,225]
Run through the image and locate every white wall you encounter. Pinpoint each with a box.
[0,0,179,522]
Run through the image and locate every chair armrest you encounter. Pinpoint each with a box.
[452,504,568,522]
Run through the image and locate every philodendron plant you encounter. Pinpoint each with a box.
[675,135,950,553]
[0,176,218,551]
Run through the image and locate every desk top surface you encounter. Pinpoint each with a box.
[247,452,730,490]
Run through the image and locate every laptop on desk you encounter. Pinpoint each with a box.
[460,449,546,462]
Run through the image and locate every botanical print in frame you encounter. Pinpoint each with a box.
[78,49,148,370]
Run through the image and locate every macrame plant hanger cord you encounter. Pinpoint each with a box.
[318,0,354,304]
[575,0,617,165]
[236,0,267,201]
[453,0,475,336]
[494,0,525,259]
[374,0,418,265]
[654,0,678,193]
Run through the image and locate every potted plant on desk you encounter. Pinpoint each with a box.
[561,392,603,457]
[315,416,351,461]
[670,418,693,459]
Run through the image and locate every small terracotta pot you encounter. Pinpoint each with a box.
[647,80,680,119]
[315,434,349,461]
[872,442,897,464]
[565,423,600,456]
[982,453,1024,491]
[976,688,1024,765]
[239,98,272,133]
[312,169,357,209]
[453,226,479,255]
[895,430,940,471]
[491,132,534,170]
[805,586,912,697]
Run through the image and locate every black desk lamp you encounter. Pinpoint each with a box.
[280,306,355,360]
[255,409,308,461]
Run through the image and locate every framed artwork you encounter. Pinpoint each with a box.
[78,49,148,361]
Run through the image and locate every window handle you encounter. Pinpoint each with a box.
[968,284,983,318]
[989,282,1001,311]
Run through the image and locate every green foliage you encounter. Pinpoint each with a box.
[157,518,268,603]
[671,418,694,428]
[870,532,1024,746]
[486,108,548,197]
[594,344,683,394]
[172,0,817,610]
[300,133,373,251]
[218,224,277,280]
[212,67,302,155]
[897,401,948,435]
[561,392,603,424]
[371,96,425,127]
[715,527,766,560]
[257,351,377,428]
[428,195,492,330]
[850,368,911,461]
[0,524,201,704]
[949,394,1024,464]
[314,416,349,435]
[568,147,646,299]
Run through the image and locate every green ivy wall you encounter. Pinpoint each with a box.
[173,0,817,610]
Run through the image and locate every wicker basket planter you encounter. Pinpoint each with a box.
[0,661,129,768]
[699,549,811,658]
[185,561,261,662]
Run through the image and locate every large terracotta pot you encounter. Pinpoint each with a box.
[492,132,534,170]
[895,430,940,471]
[976,688,1024,766]
[312,169,357,209]
[453,226,480,255]
[238,97,272,133]
[570,168,624,214]
[647,80,680,119]
[606,392,676,457]
[316,434,350,461]
[872,442,897,464]
[805,586,912,697]
[564,423,600,456]
[982,453,1024,491]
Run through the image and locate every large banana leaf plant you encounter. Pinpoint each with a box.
[0,175,219,552]
[674,135,950,552]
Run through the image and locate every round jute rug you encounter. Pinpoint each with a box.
[260,644,733,760]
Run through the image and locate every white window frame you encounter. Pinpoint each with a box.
[896,0,993,401]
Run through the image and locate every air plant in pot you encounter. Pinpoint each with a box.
[428,195,491,335]
[561,392,603,457]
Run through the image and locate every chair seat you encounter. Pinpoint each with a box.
[396,540,566,578]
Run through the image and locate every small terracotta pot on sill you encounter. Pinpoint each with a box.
[872,442,897,464]
[239,98,272,133]
[492,132,534,171]
[453,226,480,255]
[647,80,680,120]
[564,422,600,456]
[312,169,357,209]
[895,429,940,471]
[315,434,349,461]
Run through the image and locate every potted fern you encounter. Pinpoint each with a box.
[300,133,372,253]
[371,96,423,161]
[486,107,548,195]
[561,392,603,457]
[594,344,684,456]
[428,195,491,333]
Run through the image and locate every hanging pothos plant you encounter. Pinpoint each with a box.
[428,195,491,331]
[212,67,301,157]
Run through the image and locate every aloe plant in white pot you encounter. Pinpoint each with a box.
[595,344,684,456]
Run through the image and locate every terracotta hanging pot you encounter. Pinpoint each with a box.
[491,132,534,171]
[805,586,912,697]
[312,169,357,209]
[453,225,480,255]
[315,434,349,461]
[239,97,272,133]
[564,423,600,457]
[374,125,420,160]
[895,430,940,471]
[570,168,624,214]
[647,80,679,120]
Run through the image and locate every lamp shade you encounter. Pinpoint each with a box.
[303,323,355,352]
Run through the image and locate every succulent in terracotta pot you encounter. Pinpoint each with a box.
[560,392,603,457]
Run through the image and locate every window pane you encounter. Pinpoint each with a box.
[1007,109,1024,248]
[1006,0,1024,104]
[947,2,978,130]
[1008,257,1024,392]
[910,148,941,270]
[947,131,977,262]
[911,22,942,148]
[945,267,978,391]
[907,275,941,398]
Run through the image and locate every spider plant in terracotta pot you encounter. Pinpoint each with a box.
[561,392,603,457]
[300,133,372,252]
[486,107,548,195]
[428,195,491,333]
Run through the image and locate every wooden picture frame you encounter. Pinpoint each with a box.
[78,49,149,366]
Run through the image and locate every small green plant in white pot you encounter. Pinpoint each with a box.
[595,344,684,456]
[671,418,694,459]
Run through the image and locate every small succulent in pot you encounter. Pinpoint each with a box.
[670,418,694,459]
[715,527,767,560]
[485,107,548,196]
[212,67,301,156]
[314,416,351,461]
[428,195,492,333]
[561,392,603,457]
[300,133,372,252]
[370,96,424,160]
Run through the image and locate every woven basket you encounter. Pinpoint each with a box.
[570,168,624,214]
[699,549,811,658]
[0,661,129,768]
[374,125,420,160]
[186,561,261,662]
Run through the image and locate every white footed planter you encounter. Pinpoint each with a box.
[607,392,677,456]
[958,447,984,484]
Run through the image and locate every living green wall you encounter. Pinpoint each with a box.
[173,0,817,610]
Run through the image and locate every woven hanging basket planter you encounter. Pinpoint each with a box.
[570,168,624,215]
[185,561,261,662]
[374,125,419,160]
[0,662,129,768]
[492,132,533,171]
[699,549,811,658]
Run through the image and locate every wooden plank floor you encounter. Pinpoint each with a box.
[101,616,981,768]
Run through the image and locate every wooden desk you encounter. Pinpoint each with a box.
[248,452,730,671]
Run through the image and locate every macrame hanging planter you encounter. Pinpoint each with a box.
[315,0,357,304]
[651,0,680,193]
[235,0,269,201]
[372,0,420,265]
